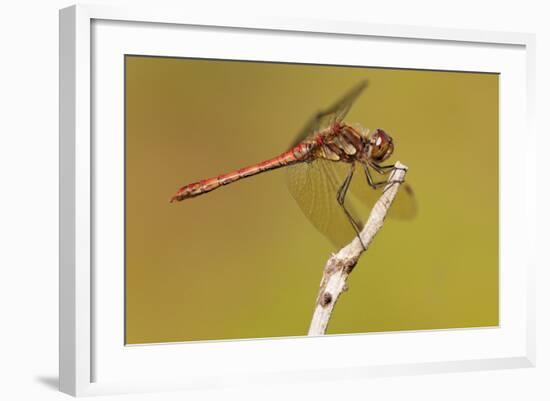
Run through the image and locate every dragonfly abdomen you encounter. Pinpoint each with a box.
[170,143,311,202]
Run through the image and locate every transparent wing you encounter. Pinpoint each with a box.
[393,182,418,219]
[285,159,366,247]
[286,160,416,247]
[346,166,418,220]
[291,80,368,146]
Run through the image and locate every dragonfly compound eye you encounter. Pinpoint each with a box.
[369,129,394,162]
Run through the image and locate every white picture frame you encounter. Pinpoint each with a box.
[59,3,536,397]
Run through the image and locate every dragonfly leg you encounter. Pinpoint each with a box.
[371,163,407,175]
[372,163,395,173]
[337,163,367,250]
[366,163,405,192]
[363,163,388,189]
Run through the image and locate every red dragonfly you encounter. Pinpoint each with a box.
[170,81,416,247]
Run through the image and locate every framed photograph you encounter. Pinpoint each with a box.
[59,4,536,396]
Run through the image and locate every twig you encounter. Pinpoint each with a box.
[307,161,409,336]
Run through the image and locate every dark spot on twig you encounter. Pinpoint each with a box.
[343,260,357,274]
[321,292,332,307]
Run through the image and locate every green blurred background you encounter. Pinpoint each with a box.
[125,56,499,344]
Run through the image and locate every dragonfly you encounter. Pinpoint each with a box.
[170,81,416,248]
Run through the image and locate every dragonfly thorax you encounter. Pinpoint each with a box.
[310,123,394,165]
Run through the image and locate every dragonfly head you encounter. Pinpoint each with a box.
[368,129,394,162]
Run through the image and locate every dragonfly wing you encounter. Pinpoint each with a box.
[286,159,366,247]
[392,182,418,219]
[345,166,418,220]
[290,81,368,146]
